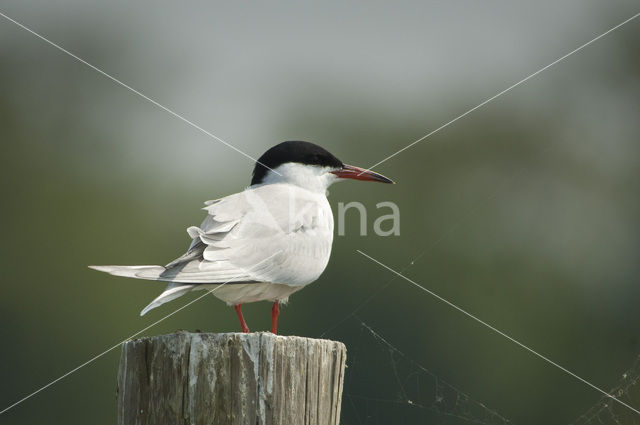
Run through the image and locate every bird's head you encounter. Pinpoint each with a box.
[251,141,394,193]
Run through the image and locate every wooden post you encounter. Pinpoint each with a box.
[117,331,347,425]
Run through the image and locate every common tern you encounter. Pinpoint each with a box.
[90,141,394,333]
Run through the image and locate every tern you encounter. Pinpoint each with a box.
[90,141,393,334]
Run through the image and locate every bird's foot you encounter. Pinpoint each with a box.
[234,304,250,333]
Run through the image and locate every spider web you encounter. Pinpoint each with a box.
[570,355,640,425]
[336,317,511,425]
[316,124,640,423]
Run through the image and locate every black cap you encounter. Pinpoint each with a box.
[251,141,343,185]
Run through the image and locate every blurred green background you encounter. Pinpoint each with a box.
[1,1,639,424]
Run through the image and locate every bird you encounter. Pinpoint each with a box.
[89,141,394,334]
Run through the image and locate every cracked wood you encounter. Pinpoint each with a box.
[117,331,346,425]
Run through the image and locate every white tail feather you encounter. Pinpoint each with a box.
[139,283,196,316]
[88,265,166,280]
[89,265,198,315]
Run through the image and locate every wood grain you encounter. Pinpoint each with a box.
[117,332,346,425]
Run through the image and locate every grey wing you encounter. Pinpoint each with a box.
[159,208,259,284]
[164,185,333,286]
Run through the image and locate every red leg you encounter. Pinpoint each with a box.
[271,301,280,334]
[234,304,250,333]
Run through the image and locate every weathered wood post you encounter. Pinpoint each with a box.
[117,331,347,425]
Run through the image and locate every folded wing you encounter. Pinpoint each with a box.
[90,184,334,314]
